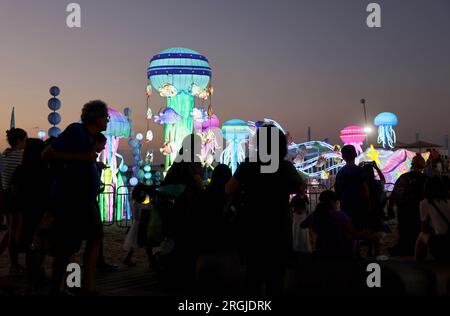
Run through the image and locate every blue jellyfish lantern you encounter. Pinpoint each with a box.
[220,119,250,174]
[374,112,398,149]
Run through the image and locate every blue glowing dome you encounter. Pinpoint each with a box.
[50,86,60,97]
[48,112,61,125]
[374,112,398,126]
[48,98,61,111]
[222,119,250,140]
[48,126,61,138]
[148,47,212,94]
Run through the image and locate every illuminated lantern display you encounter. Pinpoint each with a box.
[340,125,366,154]
[38,130,46,140]
[98,107,132,222]
[48,86,62,138]
[147,47,212,170]
[220,119,250,174]
[374,112,398,149]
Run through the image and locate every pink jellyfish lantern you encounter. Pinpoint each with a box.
[340,125,366,154]
[200,113,220,163]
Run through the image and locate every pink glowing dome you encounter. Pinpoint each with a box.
[340,125,366,145]
[202,114,220,132]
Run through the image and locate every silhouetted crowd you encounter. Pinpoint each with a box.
[0,100,449,296]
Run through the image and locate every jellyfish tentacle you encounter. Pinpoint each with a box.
[390,126,397,148]
[377,126,384,148]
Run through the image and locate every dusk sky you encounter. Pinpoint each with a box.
[1,0,449,163]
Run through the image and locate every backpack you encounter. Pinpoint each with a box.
[428,201,450,261]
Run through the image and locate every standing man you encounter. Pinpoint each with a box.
[387,154,428,256]
[335,145,370,230]
[43,100,109,295]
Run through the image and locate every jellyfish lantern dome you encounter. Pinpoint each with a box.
[147,47,212,170]
[340,125,366,154]
[374,112,398,149]
[220,119,250,174]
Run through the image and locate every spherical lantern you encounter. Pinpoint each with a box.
[136,133,144,141]
[38,130,46,140]
[129,177,138,186]
[50,86,60,97]
[144,173,152,180]
[48,98,61,111]
[48,127,61,138]
[47,86,62,138]
[120,165,129,173]
[144,165,151,172]
[48,112,62,125]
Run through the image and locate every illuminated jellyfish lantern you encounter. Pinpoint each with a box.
[340,125,366,154]
[200,113,220,164]
[147,47,212,170]
[98,107,132,223]
[374,112,398,149]
[220,119,250,174]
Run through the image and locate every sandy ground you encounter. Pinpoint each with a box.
[0,218,400,277]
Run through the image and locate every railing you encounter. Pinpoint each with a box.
[115,185,134,228]
[99,184,116,226]
[98,184,133,228]
[101,181,396,227]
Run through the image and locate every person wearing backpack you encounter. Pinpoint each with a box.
[388,154,428,256]
[415,177,450,261]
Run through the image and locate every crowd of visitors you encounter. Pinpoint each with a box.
[0,101,449,296]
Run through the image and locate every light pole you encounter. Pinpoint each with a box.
[361,99,369,145]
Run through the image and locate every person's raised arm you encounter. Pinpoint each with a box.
[373,162,386,183]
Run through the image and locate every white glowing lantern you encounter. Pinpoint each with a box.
[38,130,46,140]
[129,177,138,186]
[146,130,154,142]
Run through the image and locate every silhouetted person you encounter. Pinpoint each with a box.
[196,164,233,252]
[388,154,428,256]
[0,128,28,275]
[291,195,311,254]
[10,138,48,285]
[225,125,305,296]
[415,177,450,261]
[361,162,387,256]
[43,100,109,295]
[160,134,205,289]
[335,145,370,230]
